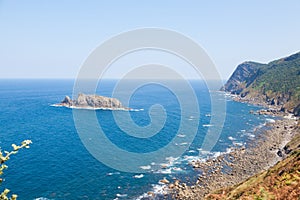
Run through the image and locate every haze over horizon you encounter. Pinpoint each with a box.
[0,1,300,80]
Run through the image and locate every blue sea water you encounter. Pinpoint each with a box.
[0,79,274,200]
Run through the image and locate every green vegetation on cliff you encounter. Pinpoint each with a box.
[223,51,300,115]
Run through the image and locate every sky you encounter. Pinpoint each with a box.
[0,0,300,80]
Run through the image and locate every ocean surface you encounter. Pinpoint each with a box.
[0,79,275,200]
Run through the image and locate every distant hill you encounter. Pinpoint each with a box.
[222,51,300,116]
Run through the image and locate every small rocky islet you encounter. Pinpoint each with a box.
[54,93,130,110]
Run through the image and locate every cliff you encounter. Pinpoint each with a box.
[223,51,300,116]
[222,61,266,94]
[55,93,127,110]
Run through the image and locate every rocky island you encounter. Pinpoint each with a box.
[54,93,130,110]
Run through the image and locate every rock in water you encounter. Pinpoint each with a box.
[159,178,170,184]
[61,96,72,104]
[55,93,128,110]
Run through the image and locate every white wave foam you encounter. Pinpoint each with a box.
[156,168,172,174]
[266,118,275,123]
[233,141,243,146]
[212,148,232,158]
[258,123,265,128]
[130,108,144,112]
[197,148,233,159]
[107,172,120,176]
[51,104,141,112]
[152,184,167,194]
[197,148,210,155]
[116,193,128,198]
[154,157,180,174]
[34,198,51,200]
[165,156,180,164]
[213,151,222,158]
[50,104,62,107]
[284,114,297,120]
[243,131,256,138]
[203,124,213,127]
[136,184,168,200]
[177,134,186,138]
[158,168,172,174]
[228,136,236,141]
[140,165,151,170]
[172,167,182,171]
[183,155,202,162]
[159,163,170,169]
[179,142,188,146]
[133,174,144,179]
[226,148,233,154]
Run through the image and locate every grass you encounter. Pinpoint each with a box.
[205,132,300,200]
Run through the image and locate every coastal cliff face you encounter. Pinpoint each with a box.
[222,61,265,95]
[223,52,300,116]
[58,93,124,109]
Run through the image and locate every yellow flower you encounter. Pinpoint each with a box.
[11,194,18,200]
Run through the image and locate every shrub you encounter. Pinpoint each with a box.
[0,140,32,200]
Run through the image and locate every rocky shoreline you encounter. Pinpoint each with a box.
[166,113,299,199]
[139,92,299,200]
[230,92,282,111]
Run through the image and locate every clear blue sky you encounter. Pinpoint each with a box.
[0,0,299,79]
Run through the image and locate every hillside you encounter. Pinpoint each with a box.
[206,130,300,200]
[223,51,300,115]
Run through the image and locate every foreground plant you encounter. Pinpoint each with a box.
[0,140,32,200]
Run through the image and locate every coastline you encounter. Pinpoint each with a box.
[166,106,299,199]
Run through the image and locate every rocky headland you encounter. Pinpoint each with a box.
[154,52,300,199]
[222,51,300,116]
[54,93,129,110]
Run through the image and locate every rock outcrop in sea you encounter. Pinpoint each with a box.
[55,93,127,110]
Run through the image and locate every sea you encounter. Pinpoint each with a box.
[0,79,276,200]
